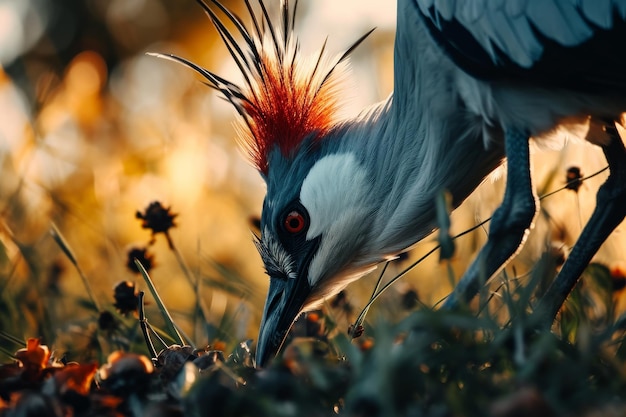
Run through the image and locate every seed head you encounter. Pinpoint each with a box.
[98,311,118,332]
[113,281,139,316]
[565,166,583,192]
[401,288,419,310]
[136,201,177,236]
[126,247,154,274]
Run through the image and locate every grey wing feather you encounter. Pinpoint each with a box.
[415,0,624,68]
[526,1,592,46]
[581,0,614,28]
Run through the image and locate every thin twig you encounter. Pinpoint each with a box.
[135,259,186,346]
[0,331,26,347]
[354,245,439,324]
[145,321,170,349]
[350,261,390,337]
[138,291,158,359]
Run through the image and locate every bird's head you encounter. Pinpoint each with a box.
[151,0,377,367]
[255,143,382,365]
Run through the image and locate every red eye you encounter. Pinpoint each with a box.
[284,210,306,234]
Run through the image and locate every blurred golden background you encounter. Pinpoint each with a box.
[1,0,625,358]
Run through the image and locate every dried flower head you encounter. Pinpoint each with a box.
[330,290,353,315]
[126,247,154,274]
[401,288,419,310]
[565,166,583,192]
[97,311,118,332]
[348,324,364,339]
[305,311,325,339]
[396,251,410,264]
[136,201,177,237]
[156,345,197,381]
[113,281,139,315]
[192,350,225,372]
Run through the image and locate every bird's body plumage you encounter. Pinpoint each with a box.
[155,0,626,366]
[414,0,626,142]
[416,0,626,89]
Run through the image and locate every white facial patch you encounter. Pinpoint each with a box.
[300,153,371,287]
[300,153,368,240]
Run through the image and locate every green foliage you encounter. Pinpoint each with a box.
[181,294,626,417]
[2,199,626,416]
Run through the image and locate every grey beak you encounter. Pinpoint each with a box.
[256,274,311,367]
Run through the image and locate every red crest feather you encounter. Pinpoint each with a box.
[149,0,373,175]
[239,49,342,174]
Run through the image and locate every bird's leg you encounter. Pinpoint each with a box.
[442,129,537,309]
[535,123,626,324]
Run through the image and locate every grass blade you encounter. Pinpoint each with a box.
[50,223,100,312]
[134,259,186,346]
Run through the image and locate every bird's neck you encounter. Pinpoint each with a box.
[336,91,504,263]
[322,5,505,263]
[345,6,505,259]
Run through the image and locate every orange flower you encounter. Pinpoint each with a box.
[210,340,227,352]
[15,338,50,371]
[307,312,320,323]
[358,338,375,352]
[53,363,98,396]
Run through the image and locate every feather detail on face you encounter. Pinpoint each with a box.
[149,0,374,175]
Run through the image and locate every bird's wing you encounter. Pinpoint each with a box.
[414,0,626,91]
